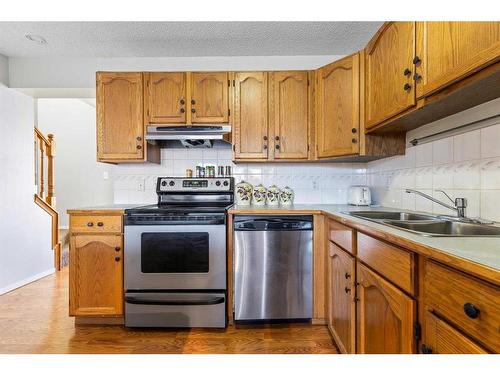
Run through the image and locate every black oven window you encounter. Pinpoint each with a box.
[141,232,209,273]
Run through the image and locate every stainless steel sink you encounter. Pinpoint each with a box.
[385,220,500,237]
[348,211,437,221]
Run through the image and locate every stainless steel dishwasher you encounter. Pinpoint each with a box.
[233,215,313,322]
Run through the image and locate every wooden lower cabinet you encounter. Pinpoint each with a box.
[422,311,488,354]
[69,234,124,316]
[327,243,356,353]
[356,263,416,353]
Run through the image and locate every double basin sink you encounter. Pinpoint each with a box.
[345,211,500,237]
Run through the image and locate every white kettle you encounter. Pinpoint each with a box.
[348,186,371,206]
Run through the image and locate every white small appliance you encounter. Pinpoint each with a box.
[348,186,372,206]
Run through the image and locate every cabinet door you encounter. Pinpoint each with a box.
[356,263,416,353]
[416,22,500,98]
[327,243,356,353]
[317,54,360,158]
[145,72,186,124]
[191,72,229,123]
[96,72,144,161]
[69,234,123,316]
[233,72,269,160]
[422,311,488,354]
[365,22,416,129]
[269,71,310,160]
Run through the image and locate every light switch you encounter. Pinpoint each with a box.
[102,171,109,180]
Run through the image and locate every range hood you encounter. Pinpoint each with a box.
[145,125,231,141]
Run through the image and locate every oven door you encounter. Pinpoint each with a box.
[124,223,226,290]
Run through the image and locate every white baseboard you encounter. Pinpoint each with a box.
[0,268,56,295]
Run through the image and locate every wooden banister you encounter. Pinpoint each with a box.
[34,128,60,270]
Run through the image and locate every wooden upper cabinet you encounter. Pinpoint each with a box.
[145,72,186,124]
[69,234,123,316]
[416,21,500,98]
[233,72,269,159]
[422,311,488,354]
[191,72,229,123]
[96,72,144,161]
[327,243,356,354]
[316,54,360,158]
[269,71,310,160]
[356,263,416,354]
[364,22,416,129]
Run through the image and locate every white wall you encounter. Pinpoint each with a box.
[0,83,54,295]
[37,99,115,227]
[367,99,500,221]
[0,54,8,86]
[8,55,341,92]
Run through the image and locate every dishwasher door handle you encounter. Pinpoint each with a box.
[125,296,225,306]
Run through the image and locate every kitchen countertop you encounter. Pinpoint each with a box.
[229,204,500,278]
[67,204,138,214]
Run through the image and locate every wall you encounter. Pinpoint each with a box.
[0,83,54,295]
[113,145,366,205]
[37,99,115,227]
[8,55,341,92]
[367,113,500,221]
[0,54,8,86]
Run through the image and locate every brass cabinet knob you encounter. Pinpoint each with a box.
[191,108,196,113]
[97,222,104,227]
[180,108,185,113]
[463,303,480,319]
[137,145,142,149]
[115,257,121,262]
[275,136,280,141]
[413,73,422,81]
[345,272,351,279]
[351,128,357,134]
[263,144,268,150]
[87,222,93,227]
[345,287,351,294]
[115,247,121,252]
[403,83,412,91]
[275,144,280,150]
[136,136,142,141]
[413,56,421,65]
[352,138,358,144]
[403,68,411,76]
[263,136,268,141]
[191,99,196,105]
[180,99,185,105]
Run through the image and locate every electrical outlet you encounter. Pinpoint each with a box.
[312,181,318,190]
[102,171,109,180]
[137,178,145,191]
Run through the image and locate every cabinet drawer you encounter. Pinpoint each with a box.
[423,311,488,354]
[328,219,356,254]
[424,260,500,352]
[357,233,415,295]
[70,215,122,233]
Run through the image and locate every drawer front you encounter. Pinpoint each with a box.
[423,311,488,354]
[424,260,500,352]
[70,215,122,233]
[357,233,414,295]
[328,219,356,254]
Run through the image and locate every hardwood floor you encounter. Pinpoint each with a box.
[0,268,338,354]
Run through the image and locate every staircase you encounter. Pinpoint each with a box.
[34,128,62,270]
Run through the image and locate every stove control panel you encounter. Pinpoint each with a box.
[157,177,233,192]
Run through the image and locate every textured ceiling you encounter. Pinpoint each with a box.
[0,22,382,58]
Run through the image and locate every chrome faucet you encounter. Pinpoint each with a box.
[405,189,467,218]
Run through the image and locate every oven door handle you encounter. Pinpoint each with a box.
[125,296,225,306]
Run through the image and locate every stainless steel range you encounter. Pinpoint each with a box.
[124,177,234,328]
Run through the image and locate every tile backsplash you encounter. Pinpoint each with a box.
[367,122,500,221]
[112,145,366,205]
[112,122,500,222]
